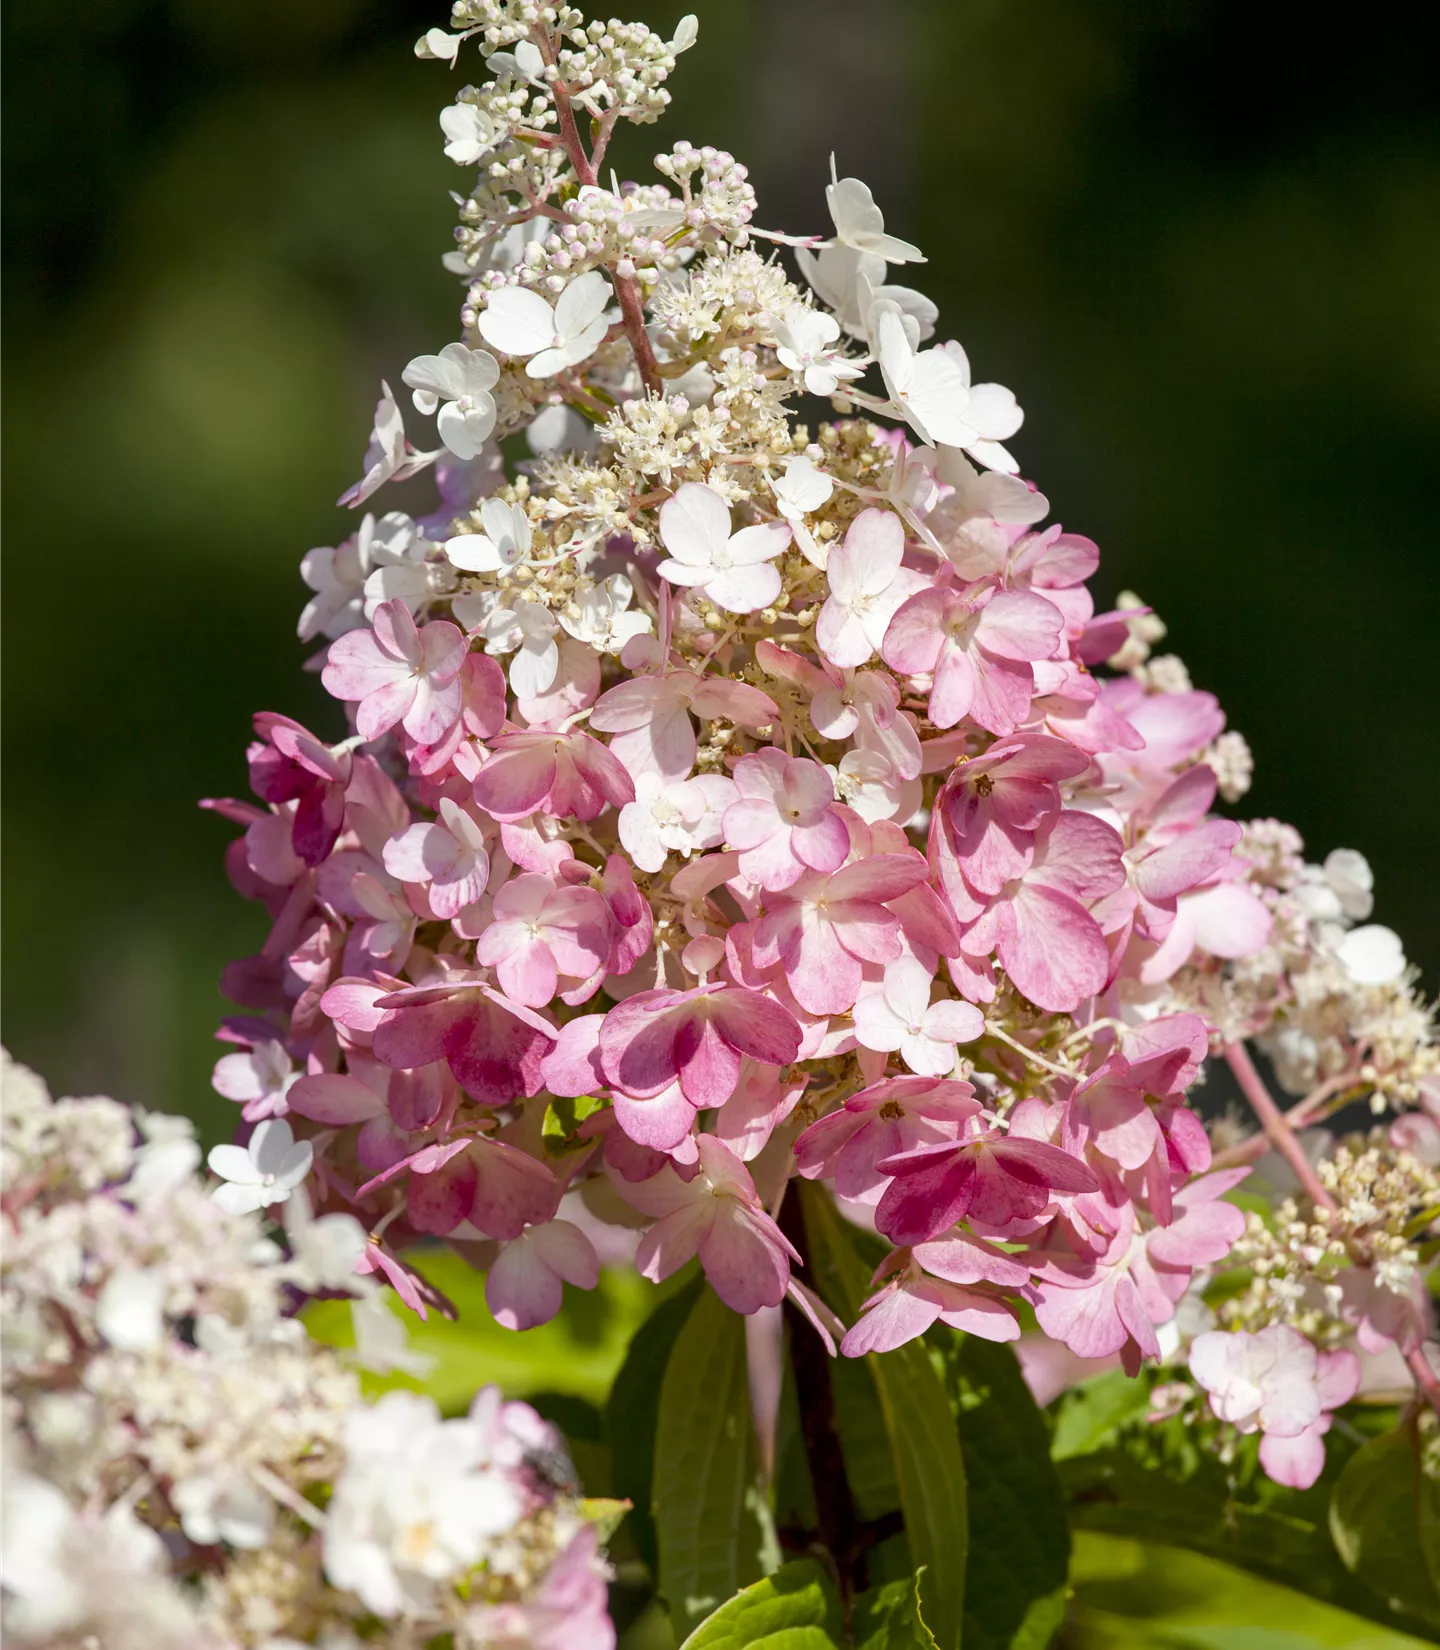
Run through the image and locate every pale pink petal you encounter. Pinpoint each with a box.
[698,1205,792,1313]
[636,1200,715,1282]
[1258,1423,1329,1490]
[842,1282,942,1356]
[486,1231,566,1331]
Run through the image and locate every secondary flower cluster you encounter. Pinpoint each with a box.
[204,0,1437,1494]
[0,1050,612,1649]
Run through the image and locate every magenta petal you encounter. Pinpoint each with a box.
[486,1235,564,1331]
[287,1073,384,1125]
[1258,1424,1328,1490]
[407,1150,478,1235]
[674,1011,742,1109]
[710,989,803,1067]
[468,1138,558,1239]
[541,1015,606,1098]
[875,1153,974,1246]
[599,991,683,1099]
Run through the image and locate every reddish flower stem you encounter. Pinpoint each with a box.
[1223,1042,1337,1213]
[542,38,662,396]
[1407,1346,1440,1419]
[1210,1071,1361,1171]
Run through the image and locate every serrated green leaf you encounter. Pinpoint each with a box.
[1068,1530,1434,1649]
[798,1183,968,1650]
[654,1285,766,1633]
[1049,1369,1151,1462]
[607,1272,706,1579]
[933,1331,1068,1650]
[1330,1423,1440,1625]
[678,1558,844,1649]
[853,1569,940,1649]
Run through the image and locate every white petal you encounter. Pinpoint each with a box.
[964,438,1020,475]
[477,286,557,357]
[445,533,502,572]
[527,402,596,456]
[277,1141,316,1188]
[525,343,574,379]
[556,312,610,370]
[416,27,461,61]
[554,270,612,338]
[853,991,906,1051]
[827,176,924,264]
[659,482,732,566]
[437,397,494,459]
[1337,925,1406,985]
[96,1269,166,1352]
[883,957,933,1025]
[510,636,560,699]
[706,562,782,614]
[208,1143,262,1185]
[901,1032,956,1077]
[402,350,466,401]
[211,1181,267,1215]
[250,1119,297,1177]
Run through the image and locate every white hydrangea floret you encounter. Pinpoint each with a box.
[824,164,924,264]
[440,102,496,164]
[402,343,500,460]
[559,573,653,654]
[207,1118,313,1215]
[322,1390,523,1619]
[445,497,534,574]
[773,307,862,396]
[477,270,612,378]
[655,481,792,614]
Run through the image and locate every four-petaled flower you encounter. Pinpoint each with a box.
[477,271,612,378]
[402,343,499,460]
[853,957,984,1076]
[323,598,466,744]
[774,307,863,395]
[655,482,793,614]
[208,1118,313,1214]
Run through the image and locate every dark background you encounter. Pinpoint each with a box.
[4,0,1437,1139]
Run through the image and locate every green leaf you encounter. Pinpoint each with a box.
[653,1285,766,1633]
[304,1248,657,1412]
[933,1332,1069,1650]
[580,1496,632,1544]
[1049,1369,1151,1462]
[1060,1407,1434,1635]
[607,1272,706,1578]
[1006,1589,1068,1650]
[678,1558,844,1649]
[1068,1529,1434,1650]
[798,1183,968,1650]
[1330,1423,1440,1625]
[853,1570,940,1649]
[542,1091,607,1155]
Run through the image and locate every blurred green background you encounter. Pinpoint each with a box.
[4,0,1437,1138]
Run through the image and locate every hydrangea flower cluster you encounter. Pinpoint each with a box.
[0,1051,613,1648]
[204,0,1439,1496]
